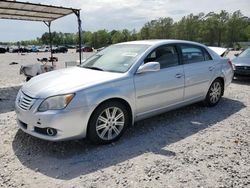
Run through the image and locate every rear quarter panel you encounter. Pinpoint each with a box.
[206,48,233,89]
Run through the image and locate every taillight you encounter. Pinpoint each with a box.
[228,60,233,69]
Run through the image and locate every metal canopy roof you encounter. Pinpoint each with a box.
[0,0,80,22]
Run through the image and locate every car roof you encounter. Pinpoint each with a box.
[118,39,207,48]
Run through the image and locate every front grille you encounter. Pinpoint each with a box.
[235,66,250,70]
[18,92,35,111]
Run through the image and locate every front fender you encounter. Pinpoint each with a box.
[83,78,136,124]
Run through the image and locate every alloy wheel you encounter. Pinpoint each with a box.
[96,107,125,141]
[209,82,222,104]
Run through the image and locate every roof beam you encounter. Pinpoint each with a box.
[0,0,77,11]
[0,15,51,22]
[0,12,55,20]
[0,7,66,16]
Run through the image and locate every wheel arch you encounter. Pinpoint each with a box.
[86,97,134,136]
[214,77,225,96]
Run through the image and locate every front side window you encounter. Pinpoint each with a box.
[180,45,205,64]
[80,44,150,73]
[144,45,179,69]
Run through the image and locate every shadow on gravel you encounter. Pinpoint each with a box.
[232,77,250,86]
[0,86,21,114]
[12,97,245,180]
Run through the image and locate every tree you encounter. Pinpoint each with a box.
[226,10,249,47]
[7,10,250,48]
[111,31,125,44]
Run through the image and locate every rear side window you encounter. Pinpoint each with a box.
[203,49,212,61]
[180,45,205,64]
[144,45,179,69]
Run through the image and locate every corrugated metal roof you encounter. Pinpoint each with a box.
[0,0,80,22]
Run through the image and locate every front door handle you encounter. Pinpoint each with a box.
[175,73,183,78]
[209,66,215,71]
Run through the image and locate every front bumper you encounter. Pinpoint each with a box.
[234,66,250,76]
[15,92,94,141]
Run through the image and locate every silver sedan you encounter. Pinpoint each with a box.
[15,40,234,144]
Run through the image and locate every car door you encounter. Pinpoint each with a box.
[179,44,215,101]
[134,44,184,116]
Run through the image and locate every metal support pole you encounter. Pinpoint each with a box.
[73,10,82,65]
[44,21,54,66]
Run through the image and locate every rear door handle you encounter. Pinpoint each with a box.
[209,66,215,71]
[175,73,183,78]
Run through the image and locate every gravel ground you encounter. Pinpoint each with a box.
[0,52,250,188]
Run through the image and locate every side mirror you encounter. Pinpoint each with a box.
[137,62,160,74]
[234,53,239,57]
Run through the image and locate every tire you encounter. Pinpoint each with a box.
[204,79,223,107]
[88,101,129,144]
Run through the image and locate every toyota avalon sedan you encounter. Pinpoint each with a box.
[15,40,234,144]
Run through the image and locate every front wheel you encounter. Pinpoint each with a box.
[88,101,129,144]
[204,79,223,107]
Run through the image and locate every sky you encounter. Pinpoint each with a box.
[0,0,249,42]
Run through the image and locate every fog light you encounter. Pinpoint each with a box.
[46,128,57,136]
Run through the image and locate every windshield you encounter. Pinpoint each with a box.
[80,44,150,73]
[239,48,250,58]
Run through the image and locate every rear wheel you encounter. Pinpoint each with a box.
[204,79,223,107]
[88,101,129,144]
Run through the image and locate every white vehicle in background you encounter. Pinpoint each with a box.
[38,46,50,52]
[209,47,229,57]
[15,40,234,144]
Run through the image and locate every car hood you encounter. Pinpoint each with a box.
[232,57,250,66]
[22,67,123,98]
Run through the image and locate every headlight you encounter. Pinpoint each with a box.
[38,94,74,112]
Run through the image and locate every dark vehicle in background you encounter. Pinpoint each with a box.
[76,46,93,52]
[0,47,7,53]
[12,47,31,53]
[232,47,250,77]
[52,46,68,53]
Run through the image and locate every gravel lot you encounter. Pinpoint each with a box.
[0,52,249,188]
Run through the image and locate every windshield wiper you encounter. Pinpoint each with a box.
[82,66,104,71]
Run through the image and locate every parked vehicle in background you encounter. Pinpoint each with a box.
[0,47,6,53]
[76,46,93,52]
[52,46,68,53]
[208,47,229,57]
[232,47,250,77]
[38,46,50,52]
[11,47,31,53]
[31,46,39,52]
[15,40,233,144]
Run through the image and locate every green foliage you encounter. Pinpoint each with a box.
[4,10,249,48]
